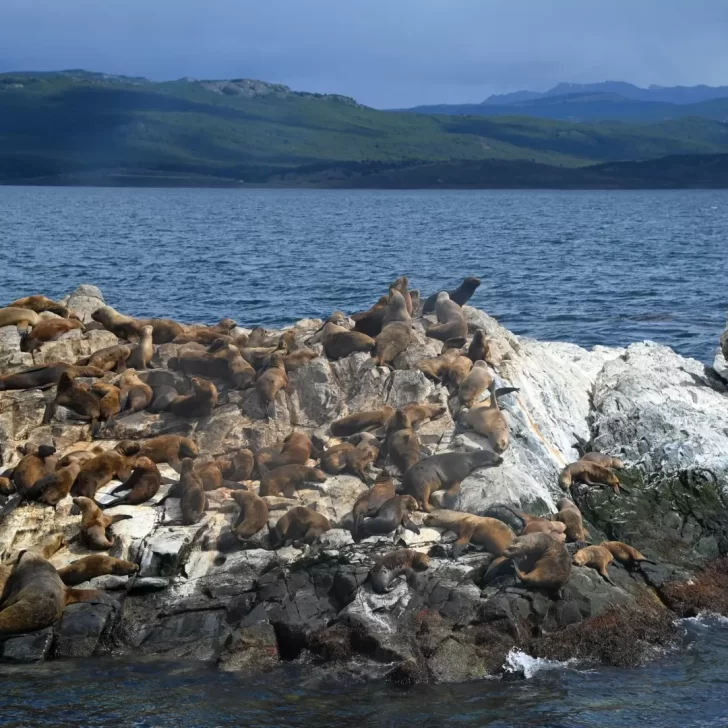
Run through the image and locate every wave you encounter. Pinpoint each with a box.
[502,648,579,679]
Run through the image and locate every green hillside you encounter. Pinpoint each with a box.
[2,71,728,185]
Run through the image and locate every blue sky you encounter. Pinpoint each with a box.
[2,0,727,107]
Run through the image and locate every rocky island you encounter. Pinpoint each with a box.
[0,281,727,683]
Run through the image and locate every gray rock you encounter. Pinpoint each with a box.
[53,601,118,658]
[0,628,54,662]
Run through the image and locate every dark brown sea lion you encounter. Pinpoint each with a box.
[370,549,430,594]
[255,351,289,418]
[0,307,40,328]
[72,496,133,549]
[178,458,207,525]
[231,490,269,540]
[8,295,71,318]
[600,541,656,569]
[359,495,420,538]
[101,457,162,508]
[319,439,379,484]
[43,372,103,429]
[385,409,421,475]
[12,444,58,496]
[458,360,493,407]
[225,448,255,481]
[553,498,590,544]
[558,460,621,493]
[572,545,615,585]
[57,554,138,586]
[24,461,81,506]
[504,532,572,595]
[259,464,327,497]
[133,435,199,471]
[330,406,395,437]
[467,329,492,364]
[309,318,376,361]
[403,449,503,512]
[351,472,396,536]
[0,363,104,392]
[269,506,331,548]
[425,292,468,343]
[0,477,13,496]
[71,448,135,499]
[118,368,154,413]
[400,403,447,428]
[20,318,84,352]
[89,381,122,427]
[261,431,317,470]
[352,295,390,338]
[127,324,154,370]
[422,277,481,314]
[169,376,218,418]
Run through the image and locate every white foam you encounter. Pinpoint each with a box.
[680,612,728,628]
[502,648,578,679]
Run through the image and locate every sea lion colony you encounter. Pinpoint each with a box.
[0,278,642,638]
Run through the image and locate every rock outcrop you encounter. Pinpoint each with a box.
[0,285,727,681]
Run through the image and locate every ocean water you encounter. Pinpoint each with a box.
[1,187,726,363]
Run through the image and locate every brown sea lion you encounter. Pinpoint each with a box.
[284,348,320,371]
[270,506,331,548]
[424,510,515,568]
[173,329,233,346]
[467,329,492,364]
[359,495,420,538]
[259,464,327,498]
[558,461,621,493]
[400,403,447,428]
[127,324,154,370]
[422,277,481,314]
[71,448,135,499]
[12,444,58,496]
[553,498,590,544]
[57,554,138,586]
[465,381,511,453]
[320,440,379,484]
[0,363,105,392]
[580,452,626,470]
[370,549,430,594]
[352,295,390,337]
[351,472,396,536]
[134,435,199,471]
[458,360,493,407]
[0,534,65,594]
[20,317,84,352]
[573,545,615,585]
[504,532,572,595]
[72,496,133,550]
[42,371,102,428]
[57,445,105,468]
[172,343,256,389]
[262,431,316,470]
[0,307,40,329]
[178,458,207,524]
[91,306,143,340]
[382,288,411,327]
[385,409,422,475]
[192,459,247,492]
[8,295,71,318]
[89,381,122,426]
[403,449,503,512]
[424,292,468,343]
[118,368,153,413]
[78,343,132,373]
[24,461,81,506]
[330,406,395,437]
[138,318,185,345]
[101,457,162,508]
[309,319,376,361]
[482,505,566,542]
[226,448,254,481]
[0,550,106,637]
[169,376,218,418]
[231,490,269,540]
[373,321,411,367]
[0,477,13,496]
[600,541,656,569]
[256,351,289,418]
[416,347,462,383]
[447,355,473,388]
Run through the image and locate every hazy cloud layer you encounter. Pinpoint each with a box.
[2,0,727,107]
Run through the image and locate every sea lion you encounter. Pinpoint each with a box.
[0,533,65,594]
[118,368,153,413]
[12,444,58,496]
[192,459,247,492]
[173,344,256,389]
[178,458,207,524]
[76,344,132,373]
[231,490,269,540]
[447,355,473,388]
[309,318,375,361]
[89,381,122,427]
[0,362,105,392]
[57,445,105,468]
[352,295,390,337]
[558,460,621,493]
[0,477,13,496]
[42,371,103,428]
[370,549,430,594]
[373,321,412,367]
[320,440,379,484]
[467,329,492,364]
[359,495,420,538]
[422,277,481,314]
[599,541,656,569]
[134,435,199,471]
[57,554,138,586]
[0,550,106,637]
[91,306,143,340]
[24,461,81,506]
[284,348,320,371]
[485,505,567,542]
[425,292,468,343]
[579,452,626,470]
[403,449,503,512]
[259,464,327,497]
[269,506,331,548]
[400,403,447,428]
[169,376,218,418]
[572,545,615,585]
[465,381,511,453]
[101,457,162,508]
[148,384,180,413]
[330,406,395,437]
[173,329,233,346]
[72,496,133,549]
[127,324,154,370]
[256,351,289,418]
[553,498,590,544]
[416,347,462,383]
[458,361,493,407]
[20,317,84,352]
[382,288,411,327]
[226,448,255,481]
[0,307,40,329]
[262,431,316,470]
[138,318,185,345]
[72,448,135,499]
[504,532,572,595]
[385,409,422,475]
[424,510,515,569]
[8,295,71,318]
[351,472,396,536]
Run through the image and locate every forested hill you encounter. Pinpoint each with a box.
[2,71,728,187]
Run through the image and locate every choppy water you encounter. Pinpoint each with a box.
[1,187,726,362]
[0,617,727,727]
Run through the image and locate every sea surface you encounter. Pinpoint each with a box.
[1,187,728,726]
[1,187,726,362]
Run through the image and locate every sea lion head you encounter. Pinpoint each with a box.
[412,552,430,570]
[401,495,418,512]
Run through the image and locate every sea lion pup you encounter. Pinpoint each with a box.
[118,368,153,413]
[0,362,104,392]
[0,307,40,329]
[370,549,430,594]
[72,447,136,499]
[57,554,138,586]
[385,409,422,474]
[259,464,327,497]
[126,324,154,370]
[359,495,420,538]
[269,506,331,548]
[467,329,492,364]
[11,444,57,496]
[458,361,493,407]
[351,472,396,536]
[72,496,133,549]
[132,435,199,471]
[465,381,517,453]
[600,541,656,569]
[101,457,162,508]
[255,351,289,418]
[330,405,395,437]
[309,316,376,361]
[231,490,269,540]
[8,295,71,318]
[579,452,626,470]
[24,460,81,506]
[504,532,572,595]
[424,510,515,567]
[169,376,218,418]
[320,440,379,484]
[553,498,590,544]
[0,550,106,637]
[572,545,615,586]
[91,305,143,340]
[558,460,621,494]
[76,343,132,373]
[20,317,84,352]
[177,458,207,525]
[403,449,503,512]
[400,402,447,429]
[422,276,481,314]
[352,294,390,337]
[262,431,316,470]
[425,292,468,343]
